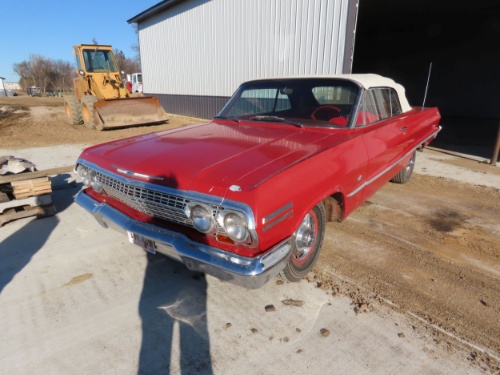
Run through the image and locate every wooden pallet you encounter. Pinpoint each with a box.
[0,195,55,226]
[0,165,72,226]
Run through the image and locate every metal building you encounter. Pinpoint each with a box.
[128,0,358,119]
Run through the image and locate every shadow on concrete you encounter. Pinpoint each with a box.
[138,255,213,375]
[0,174,78,295]
[136,172,213,374]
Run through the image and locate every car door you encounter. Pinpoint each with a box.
[356,88,407,200]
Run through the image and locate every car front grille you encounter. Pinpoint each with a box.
[95,171,225,234]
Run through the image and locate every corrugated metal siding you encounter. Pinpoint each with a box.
[156,93,229,119]
[138,0,351,98]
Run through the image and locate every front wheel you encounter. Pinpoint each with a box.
[391,151,416,184]
[64,95,83,125]
[282,202,326,282]
[81,95,99,130]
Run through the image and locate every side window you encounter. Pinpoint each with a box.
[356,90,379,126]
[74,50,82,71]
[356,88,402,126]
[373,88,402,120]
[388,89,402,116]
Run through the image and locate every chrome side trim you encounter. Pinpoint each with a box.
[263,202,293,224]
[263,211,293,232]
[262,202,294,231]
[347,128,441,198]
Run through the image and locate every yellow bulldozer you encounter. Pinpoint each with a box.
[64,44,168,130]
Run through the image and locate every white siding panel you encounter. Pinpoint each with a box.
[139,0,350,96]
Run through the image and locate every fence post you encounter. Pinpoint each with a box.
[490,120,500,166]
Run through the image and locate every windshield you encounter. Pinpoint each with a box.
[217,78,361,128]
[82,49,117,73]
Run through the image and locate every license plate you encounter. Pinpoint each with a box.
[127,231,157,254]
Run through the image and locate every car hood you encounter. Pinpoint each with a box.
[80,121,351,197]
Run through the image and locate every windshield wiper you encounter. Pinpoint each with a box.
[213,115,240,122]
[249,116,304,128]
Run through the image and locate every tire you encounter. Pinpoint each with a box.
[391,151,416,184]
[81,95,99,130]
[282,202,326,282]
[64,95,83,125]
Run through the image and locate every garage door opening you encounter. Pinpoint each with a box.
[352,0,500,159]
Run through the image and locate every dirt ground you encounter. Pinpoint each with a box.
[1,96,499,373]
[0,96,202,148]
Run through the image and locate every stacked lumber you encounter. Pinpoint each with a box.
[0,161,73,226]
[11,177,52,199]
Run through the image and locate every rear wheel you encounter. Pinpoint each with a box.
[64,95,83,125]
[391,151,416,184]
[81,95,99,130]
[282,202,326,282]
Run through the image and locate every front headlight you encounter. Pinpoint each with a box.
[75,164,87,177]
[185,203,215,233]
[222,212,248,243]
[75,164,91,186]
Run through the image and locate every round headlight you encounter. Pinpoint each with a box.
[223,213,248,242]
[76,164,87,178]
[189,204,214,233]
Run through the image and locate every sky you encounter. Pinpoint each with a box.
[0,0,161,82]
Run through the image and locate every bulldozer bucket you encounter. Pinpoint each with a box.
[93,96,168,129]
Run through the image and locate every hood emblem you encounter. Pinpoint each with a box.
[113,165,164,181]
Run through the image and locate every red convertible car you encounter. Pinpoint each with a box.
[74,74,441,288]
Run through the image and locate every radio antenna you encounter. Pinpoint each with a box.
[422,62,433,107]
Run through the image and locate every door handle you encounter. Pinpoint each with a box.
[399,127,408,131]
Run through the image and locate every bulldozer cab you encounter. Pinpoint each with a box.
[81,48,117,73]
[73,44,118,74]
[72,44,126,100]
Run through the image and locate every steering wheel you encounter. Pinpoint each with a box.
[311,105,341,121]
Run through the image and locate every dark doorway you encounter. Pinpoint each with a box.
[352,0,500,157]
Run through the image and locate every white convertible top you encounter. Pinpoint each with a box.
[253,74,413,113]
[340,74,412,113]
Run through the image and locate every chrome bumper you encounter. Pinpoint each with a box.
[75,191,291,289]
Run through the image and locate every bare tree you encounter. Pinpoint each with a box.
[13,55,76,93]
[114,48,141,75]
[13,61,31,89]
[28,54,47,88]
[53,60,75,92]
[131,23,142,68]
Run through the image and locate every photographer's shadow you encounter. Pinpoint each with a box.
[137,172,213,374]
[138,254,213,375]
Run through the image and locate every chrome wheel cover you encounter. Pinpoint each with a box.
[293,213,316,262]
[404,154,416,177]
